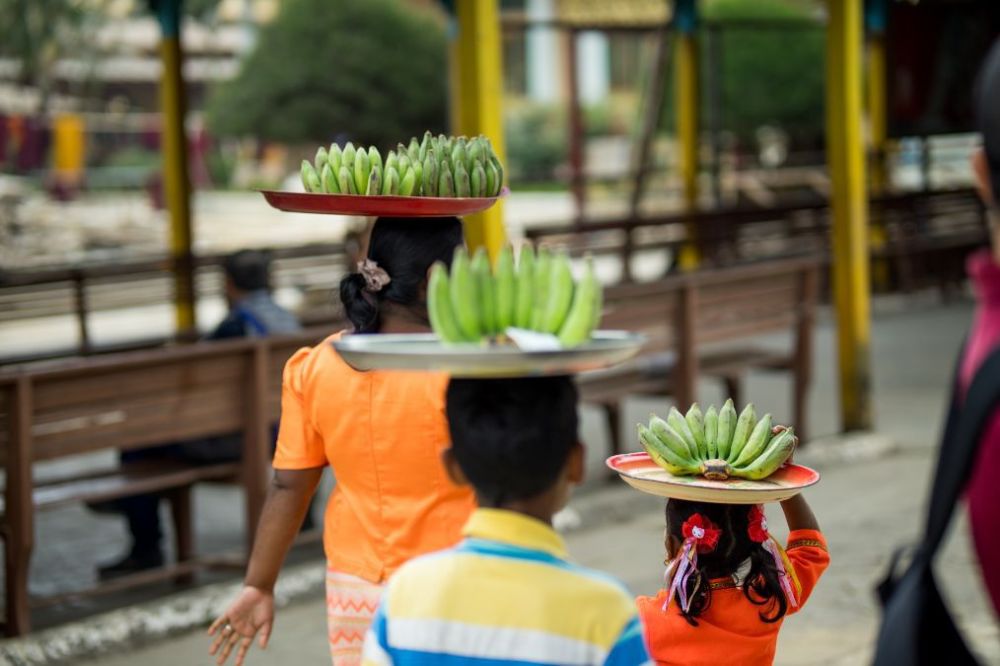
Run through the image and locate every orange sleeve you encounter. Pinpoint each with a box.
[785,528,830,611]
[273,347,327,470]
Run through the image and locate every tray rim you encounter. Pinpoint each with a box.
[259,188,506,217]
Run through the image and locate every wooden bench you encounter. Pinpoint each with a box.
[0,327,330,635]
[579,256,820,455]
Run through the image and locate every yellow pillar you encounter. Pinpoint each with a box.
[827,0,872,431]
[867,31,889,289]
[52,114,85,188]
[452,0,507,262]
[155,0,196,336]
[675,0,700,270]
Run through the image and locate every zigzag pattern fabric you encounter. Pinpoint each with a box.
[326,568,384,666]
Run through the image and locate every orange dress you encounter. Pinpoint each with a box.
[637,529,830,666]
[273,332,476,583]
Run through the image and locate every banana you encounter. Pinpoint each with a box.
[514,244,535,328]
[541,251,574,333]
[341,142,356,169]
[451,139,467,173]
[365,165,381,196]
[727,403,757,463]
[381,166,399,195]
[438,159,455,197]
[470,161,486,197]
[422,151,438,196]
[337,165,357,195]
[454,161,471,197]
[716,399,737,460]
[408,138,420,163]
[419,131,432,162]
[397,154,411,181]
[732,414,773,468]
[486,161,500,198]
[368,147,382,173]
[468,139,484,172]
[449,248,480,340]
[301,160,321,193]
[686,404,709,460]
[353,148,371,196]
[639,425,700,476]
[531,247,553,330]
[731,428,796,480]
[557,254,597,347]
[649,415,698,462]
[428,262,467,344]
[703,405,719,459]
[327,144,343,175]
[494,246,516,332]
[314,146,328,172]
[399,166,417,196]
[321,163,340,194]
[471,248,496,336]
[411,161,424,195]
[385,151,399,176]
[667,407,700,460]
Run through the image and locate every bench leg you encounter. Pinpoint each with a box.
[4,535,31,636]
[794,374,810,444]
[166,487,195,585]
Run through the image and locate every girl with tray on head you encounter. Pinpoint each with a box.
[208,217,475,666]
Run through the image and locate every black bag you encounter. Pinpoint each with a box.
[873,347,1000,665]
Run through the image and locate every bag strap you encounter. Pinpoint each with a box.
[923,345,1000,556]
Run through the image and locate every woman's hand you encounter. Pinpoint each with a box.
[208,585,274,666]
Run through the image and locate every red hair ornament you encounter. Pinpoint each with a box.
[663,514,721,612]
[747,505,799,608]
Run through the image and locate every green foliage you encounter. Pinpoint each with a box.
[504,104,566,182]
[206,0,448,148]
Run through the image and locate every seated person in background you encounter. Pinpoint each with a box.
[362,376,650,666]
[96,249,302,579]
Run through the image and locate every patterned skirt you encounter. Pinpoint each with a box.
[325,567,384,666]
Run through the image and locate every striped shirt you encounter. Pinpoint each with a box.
[362,508,651,666]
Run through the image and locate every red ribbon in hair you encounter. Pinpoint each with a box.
[664,514,722,613]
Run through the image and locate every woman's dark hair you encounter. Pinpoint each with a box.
[665,499,788,626]
[223,249,271,292]
[339,216,463,333]
[445,376,579,506]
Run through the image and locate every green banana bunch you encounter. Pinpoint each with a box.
[425,242,603,347]
[640,403,797,481]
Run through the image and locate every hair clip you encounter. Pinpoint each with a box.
[663,513,721,613]
[747,504,799,609]
[358,258,391,293]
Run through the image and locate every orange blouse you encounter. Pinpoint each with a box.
[273,332,475,583]
[637,529,830,666]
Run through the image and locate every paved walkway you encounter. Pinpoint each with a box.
[8,295,1000,664]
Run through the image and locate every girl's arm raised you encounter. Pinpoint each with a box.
[209,466,323,666]
[780,493,820,532]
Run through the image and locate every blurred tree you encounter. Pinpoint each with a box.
[206,0,449,148]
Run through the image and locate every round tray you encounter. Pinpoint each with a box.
[607,452,820,504]
[331,331,645,377]
[259,189,504,217]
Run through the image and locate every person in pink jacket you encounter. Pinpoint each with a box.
[965,39,1000,617]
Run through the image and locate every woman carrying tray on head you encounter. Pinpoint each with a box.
[208,216,475,666]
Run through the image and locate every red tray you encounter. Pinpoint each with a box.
[259,189,505,218]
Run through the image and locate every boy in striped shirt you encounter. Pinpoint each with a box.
[362,376,650,666]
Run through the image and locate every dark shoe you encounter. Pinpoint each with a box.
[97,550,165,580]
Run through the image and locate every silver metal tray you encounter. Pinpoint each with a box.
[332,331,646,377]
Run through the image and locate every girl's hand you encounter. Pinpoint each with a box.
[208,585,274,666]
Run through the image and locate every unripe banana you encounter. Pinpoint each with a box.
[686,404,709,460]
[314,146,328,173]
[399,166,417,196]
[449,248,480,340]
[422,151,438,196]
[494,246,516,332]
[541,251,574,333]
[327,144,343,175]
[731,428,796,480]
[301,160,321,193]
[732,413,773,468]
[649,415,698,462]
[419,131,433,162]
[727,403,757,463]
[368,146,382,173]
[471,248,496,336]
[385,151,399,176]
[365,165,381,196]
[486,161,500,197]
[557,254,597,347]
[438,160,455,197]
[381,166,399,195]
[451,139,467,172]
[471,161,486,197]
[397,154,411,180]
[408,138,420,163]
[716,399,737,460]
[514,244,535,328]
[337,165,357,195]
[703,405,719,459]
[454,161,471,198]
[353,148,371,196]
[468,139,484,172]
[667,407,700,460]
[411,161,424,195]
[639,425,701,476]
[530,247,553,330]
[321,163,340,194]
[428,262,467,344]
[341,142,356,169]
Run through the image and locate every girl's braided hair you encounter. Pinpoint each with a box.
[665,499,788,626]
